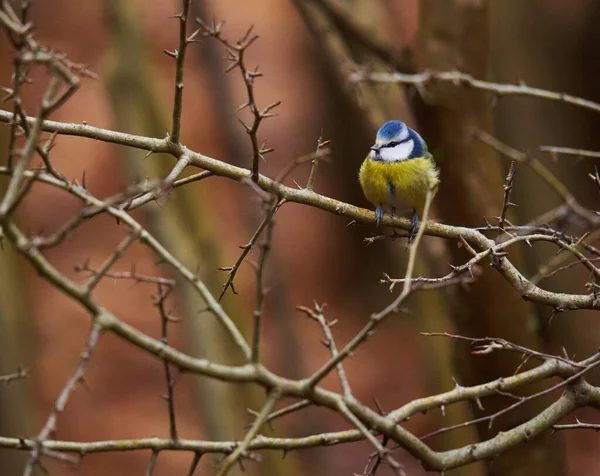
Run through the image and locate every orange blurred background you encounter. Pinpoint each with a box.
[1,1,600,475]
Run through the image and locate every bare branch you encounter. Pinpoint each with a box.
[540,146,600,159]
[23,323,103,476]
[215,389,282,475]
[218,199,284,302]
[196,17,279,182]
[298,303,352,398]
[350,69,600,115]
[169,0,193,144]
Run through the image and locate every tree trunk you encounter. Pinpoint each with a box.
[413,1,565,474]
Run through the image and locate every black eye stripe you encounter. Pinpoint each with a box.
[382,136,411,148]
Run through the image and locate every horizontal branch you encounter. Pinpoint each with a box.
[539,146,600,159]
[349,70,600,114]
[0,431,362,454]
[0,110,597,312]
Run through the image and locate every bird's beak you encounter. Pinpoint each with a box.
[370,145,381,152]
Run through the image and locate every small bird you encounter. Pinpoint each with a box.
[359,120,439,239]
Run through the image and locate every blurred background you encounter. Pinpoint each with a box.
[1,0,600,475]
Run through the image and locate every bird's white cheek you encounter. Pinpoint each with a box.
[380,141,413,162]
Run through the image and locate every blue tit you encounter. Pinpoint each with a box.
[359,120,439,237]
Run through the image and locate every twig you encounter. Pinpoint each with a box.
[22,323,103,476]
[474,130,598,225]
[298,303,352,398]
[84,233,137,293]
[498,160,517,240]
[540,146,600,159]
[553,419,600,432]
[168,0,194,144]
[197,18,279,182]
[186,452,202,476]
[274,145,332,184]
[350,69,600,115]
[305,135,330,192]
[246,399,312,426]
[218,199,283,302]
[419,359,600,441]
[337,401,404,476]
[75,266,176,288]
[0,367,28,384]
[155,283,179,441]
[420,333,585,368]
[145,450,159,476]
[0,75,62,218]
[251,197,279,363]
[215,389,282,475]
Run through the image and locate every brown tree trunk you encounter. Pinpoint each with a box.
[413,1,565,474]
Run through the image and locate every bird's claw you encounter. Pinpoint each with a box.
[376,205,384,227]
[408,210,419,244]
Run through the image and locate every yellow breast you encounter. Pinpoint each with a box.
[359,156,439,212]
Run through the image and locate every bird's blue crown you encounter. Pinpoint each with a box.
[376,120,406,141]
[373,120,426,161]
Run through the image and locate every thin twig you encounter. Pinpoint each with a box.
[246,399,312,426]
[553,419,600,432]
[497,159,517,240]
[145,450,159,476]
[168,0,194,144]
[305,136,330,192]
[218,199,283,302]
[337,401,404,476]
[540,146,600,159]
[155,283,179,441]
[22,323,103,476]
[186,452,202,476]
[197,18,279,182]
[474,130,598,225]
[215,389,282,475]
[250,197,279,362]
[84,233,137,293]
[350,69,600,115]
[298,303,352,398]
[0,367,28,384]
[419,359,600,441]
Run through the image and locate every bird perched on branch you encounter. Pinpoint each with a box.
[359,120,439,240]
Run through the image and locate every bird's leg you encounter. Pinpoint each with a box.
[408,209,419,243]
[376,205,384,226]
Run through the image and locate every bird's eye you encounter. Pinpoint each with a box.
[385,141,400,148]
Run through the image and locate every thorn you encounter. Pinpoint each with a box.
[187,28,202,43]
[163,49,178,59]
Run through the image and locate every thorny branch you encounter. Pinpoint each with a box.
[250,195,279,363]
[297,303,352,398]
[0,367,28,384]
[498,159,517,240]
[350,69,600,115]
[196,17,280,183]
[154,283,179,441]
[218,198,284,302]
[23,324,102,476]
